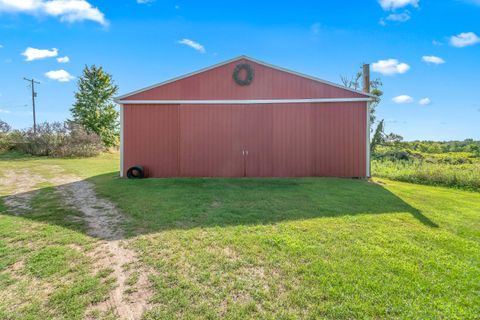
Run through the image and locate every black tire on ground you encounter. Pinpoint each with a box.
[126,165,145,179]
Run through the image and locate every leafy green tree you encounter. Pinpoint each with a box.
[71,65,119,147]
[370,119,385,153]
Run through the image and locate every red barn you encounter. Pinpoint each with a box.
[116,56,373,178]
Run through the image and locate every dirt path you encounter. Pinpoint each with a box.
[1,166,152,320]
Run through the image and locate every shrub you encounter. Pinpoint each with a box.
[56,123,104,157]
[16,122,67,156]
[13,121,104,157]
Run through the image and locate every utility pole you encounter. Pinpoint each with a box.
[23,78,40,134]
[362,64,370,94]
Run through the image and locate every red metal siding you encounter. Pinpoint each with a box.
[123,103,367,178]
[312,103,366,177]
[121,58,365,101]
[123,104,179,177]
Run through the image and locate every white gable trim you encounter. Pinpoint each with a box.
[115,55,375,101]
[117,98,373,105]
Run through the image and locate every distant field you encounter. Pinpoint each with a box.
[372,160,480,191]
[372,141,480,191]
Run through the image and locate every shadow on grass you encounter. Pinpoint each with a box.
[1,171,438,240]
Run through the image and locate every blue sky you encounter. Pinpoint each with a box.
[0,0,479,141]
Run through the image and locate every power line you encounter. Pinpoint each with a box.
[23,77,40,134]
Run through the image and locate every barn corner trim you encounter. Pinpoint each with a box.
[114,55,376,102]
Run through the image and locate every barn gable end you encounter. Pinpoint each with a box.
[116,56,372,102]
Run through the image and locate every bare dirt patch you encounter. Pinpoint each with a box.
[0,169,44,214]
[2,166,153,320]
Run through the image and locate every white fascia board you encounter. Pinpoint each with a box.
[117,98,373,105]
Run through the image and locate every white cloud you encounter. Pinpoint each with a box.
[0,44,3,48]
[392,95,414,104]
[137,0,155,3]
[177,39,206,53]
[419,98,431,105]
[45,69,74,82]
[450,32,480,47]
[0,0,107,26]
[387,11,411,22]
[422,55,445,64]
[22,47,58,61]
[378,0,419,10]
[0,108,11,114]
[380,11,411,25]
[57,56,69,63]
[372,59,410,75]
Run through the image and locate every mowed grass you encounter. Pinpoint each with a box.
[0,190,115,319]
[1,151,480,319]
[91,175,480,319]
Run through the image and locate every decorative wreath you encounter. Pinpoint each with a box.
[233,63,254,86]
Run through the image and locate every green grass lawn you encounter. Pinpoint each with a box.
[1,152,479,319]
[0,169,116,317]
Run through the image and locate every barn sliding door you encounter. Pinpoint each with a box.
[180,105,274,177]
[238,104,314,177]
[179,105,244,177]
[243,106,274,177]
[312,103,367,177]
[271,105,314,177]
[179,104,315,177]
